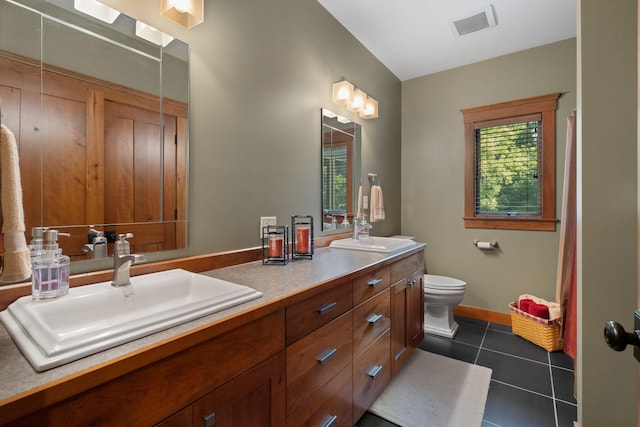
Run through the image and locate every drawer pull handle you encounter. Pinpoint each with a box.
[319,414,338,427]
[203,412,216,427]
[394,347,406,361]
[368,365,383,378]
[316,301,337,315]
[317,348,337,365]
[406,279,417,286]
[367,278,383,287]
[367,313,383,324]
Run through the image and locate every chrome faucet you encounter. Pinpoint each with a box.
[112,233,146,287]
[353,214,373,240]
[82,228,108,260]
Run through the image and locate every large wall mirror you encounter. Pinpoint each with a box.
[321,108,360,232]
[0,0,189,266]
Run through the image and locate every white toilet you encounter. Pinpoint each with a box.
[423,274,467,338]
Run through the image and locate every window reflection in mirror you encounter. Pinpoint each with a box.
[321,109,361,232]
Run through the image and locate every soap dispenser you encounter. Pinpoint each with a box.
[330,216,338,230]
[28,226,48,263]
[32,229,70,300]
[341,213,350,229]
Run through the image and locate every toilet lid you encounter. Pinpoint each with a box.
[424,274,466,290]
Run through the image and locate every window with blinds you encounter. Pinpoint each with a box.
[461,93,560,231]
[474,119,542,216]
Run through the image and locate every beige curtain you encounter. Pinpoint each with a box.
[555,111,577,359]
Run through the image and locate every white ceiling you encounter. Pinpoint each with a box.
[317,0,576,81]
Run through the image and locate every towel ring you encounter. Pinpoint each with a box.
[368,172,379,186]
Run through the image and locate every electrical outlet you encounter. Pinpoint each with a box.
[260,216,277,238]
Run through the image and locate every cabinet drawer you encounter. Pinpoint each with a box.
[390,252,424,284]
[353,331,391,423]
[286,312,353,416]
[352,288,390,356]
[286,280,353,345]
[286,364,353,427]
[353,266,390,305]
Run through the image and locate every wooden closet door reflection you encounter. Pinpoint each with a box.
[104,100,173,253]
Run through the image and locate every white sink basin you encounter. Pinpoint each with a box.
[329,236,416,253]
[0,269,262,371]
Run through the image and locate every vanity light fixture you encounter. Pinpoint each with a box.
[347,88,367,113]
[360,96,379,119]
[161,0,204,29]
[136,21,174,47]
[73,0,120,24]
[332,80,355,105]
[331,78,379,119]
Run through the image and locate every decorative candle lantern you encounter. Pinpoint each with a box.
[262,225,289,265]
[291,215,313,260]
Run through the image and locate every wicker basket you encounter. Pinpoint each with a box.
[509,302,563,352]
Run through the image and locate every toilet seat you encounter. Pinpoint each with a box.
[424,274,466,291]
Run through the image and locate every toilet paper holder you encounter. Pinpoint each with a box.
[473,240,498,249]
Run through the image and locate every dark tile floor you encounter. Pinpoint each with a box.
[356,316,577,427]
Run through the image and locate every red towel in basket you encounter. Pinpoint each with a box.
[519,298,534,313]
[528,303,550,319]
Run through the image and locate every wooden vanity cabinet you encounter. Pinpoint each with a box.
[3,249,424,427]
[8,310,285,427]
[284,250,424,427]
[390,253,425,376]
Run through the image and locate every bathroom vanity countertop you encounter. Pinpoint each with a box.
[0,242,425,420]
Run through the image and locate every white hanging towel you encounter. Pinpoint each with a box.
[356,185,363,218]
[370,185,385,222]
[0,124,31,283]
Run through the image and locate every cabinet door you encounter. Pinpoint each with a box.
[390,270,424,376]
[192,352,286,427]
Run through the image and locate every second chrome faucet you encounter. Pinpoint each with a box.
[353,214,373,240]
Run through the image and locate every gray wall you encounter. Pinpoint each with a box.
[401,38,576,312]
[578,1,637,425]
[101,0,402,261]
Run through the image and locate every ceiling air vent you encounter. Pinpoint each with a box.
[451,5,497,37]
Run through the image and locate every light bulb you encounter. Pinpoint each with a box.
[172,0,190,13]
